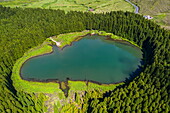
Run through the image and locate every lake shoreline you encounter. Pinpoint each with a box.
[58,33,141,51]
[12,30,141,93]
[19,75,125,86]
[20,33,140,85]
[19,32,141,86]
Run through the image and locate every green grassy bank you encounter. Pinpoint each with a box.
[53,30,141,48]
[68,80,123,92]
[11,39,63,93]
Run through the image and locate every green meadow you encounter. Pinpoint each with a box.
[0,0,134,13]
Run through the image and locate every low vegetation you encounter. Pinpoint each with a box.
[68,80,123,92]
[52,30,90,48]
[53,30,140,48]
[0,0,134,13]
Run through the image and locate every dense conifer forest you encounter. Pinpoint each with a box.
[0,5,169,112]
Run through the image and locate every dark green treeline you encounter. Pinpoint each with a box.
[0,5,169,112]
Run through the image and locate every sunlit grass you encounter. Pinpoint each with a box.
[0,0,134,13]
[12,39,63,93]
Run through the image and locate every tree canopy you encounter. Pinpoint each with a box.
[0,5,169,112]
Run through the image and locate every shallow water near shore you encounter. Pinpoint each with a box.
[21,35,142,84]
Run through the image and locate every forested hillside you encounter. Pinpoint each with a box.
[0,5,169,112]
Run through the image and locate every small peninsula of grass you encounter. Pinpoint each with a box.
[12,30,140,94]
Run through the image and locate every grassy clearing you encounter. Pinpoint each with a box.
[0,0,134,13]
[53,30,90,48]
[68,81,88,91]
[88,82,124,91]
[68,80,123,92]
[93,0,134,13]
[0,0,38,7]
[152,13,170,30]
[152,13,167,26]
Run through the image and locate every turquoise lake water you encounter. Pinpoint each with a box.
[21,35,142,84]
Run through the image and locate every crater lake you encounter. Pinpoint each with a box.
[21,35,143,84]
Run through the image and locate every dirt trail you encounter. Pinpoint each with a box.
[50,37,61,46]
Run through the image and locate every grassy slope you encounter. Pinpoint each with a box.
[53,30,91,48]
[0,0,134,13]
[131,0,170,29]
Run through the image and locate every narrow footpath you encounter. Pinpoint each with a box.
[50,37,61,46]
